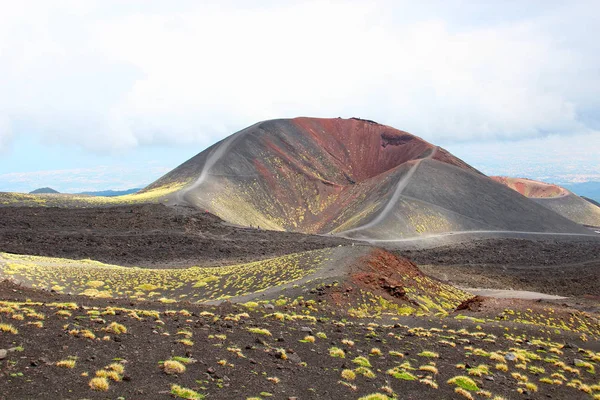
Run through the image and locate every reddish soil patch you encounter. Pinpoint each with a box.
[491,176,567,198]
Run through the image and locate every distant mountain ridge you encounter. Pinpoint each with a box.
[583,196,600,208]
[562,181,600,203]
[29,187,59,194]
[76,188,142,197]
[27,188,142,197]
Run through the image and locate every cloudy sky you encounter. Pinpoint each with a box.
[0,0,599,193]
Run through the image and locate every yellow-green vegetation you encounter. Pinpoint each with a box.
[341,369,356,380]
[163,360,187,375]
[357,393,391,400]
[347,275,471,318]
[89,377,110,391]
[247,327,272,336]
[352,356,372,368]
[329,347,345,358]
[56,358,77,368]
[0,249,332,303]
[418,350,439,358]
[369,347,382,356]
[0,323,18,334]
[171,384,204,399]
[0,181,188,208]
[1,295,600,399]
[447,376,480,391]
[355,366,376,378]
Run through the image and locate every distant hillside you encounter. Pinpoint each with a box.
[562,181,600,203]
[583,196,600,207]
[76,188,142,197]
[491,177,600,227]
[29,187,59,194]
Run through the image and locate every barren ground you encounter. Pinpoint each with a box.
[396,238,600,297]
[0,204,350,267]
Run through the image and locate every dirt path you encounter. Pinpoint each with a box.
[338,147,438,236]
[461,287,567,300]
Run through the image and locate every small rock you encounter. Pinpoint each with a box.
[287,353,302,364]
[574,358,584,366]
[264,304,275,310]
[505,352,516,361]
[485,376,495,381]
[289,397,298,400]
[0,349,8,360]
[300,327,313,334]
[207,367,216,374]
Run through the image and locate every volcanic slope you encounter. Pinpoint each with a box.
[492,177,600,227]
[145,117,588,239]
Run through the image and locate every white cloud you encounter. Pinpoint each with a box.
[0,0,599,152]
[444,130,600,184]
[0,164,167,193]
[0,114,12,152]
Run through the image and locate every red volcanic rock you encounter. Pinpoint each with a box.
[492,176,600,226]
[292,117,478,183]
[490,177,567,198]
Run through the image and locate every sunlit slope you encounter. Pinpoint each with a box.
[0,182,187,208]
[492,177,600,227]
[145,117,476,233]
[339,160,588,239]
[144,117,589,238]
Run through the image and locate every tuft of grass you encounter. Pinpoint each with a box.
[247,327,272,336]
[96,369,121,382]
[0,323,18,334]
[341,369,356,380]
[524,382,538,392]
[447,376,479,391]
[329,347,345,358]
[495,363,508,372]
[105,322,127,334]
[300,335,315,343]
[352,356,372,368]
[355,367,376,378]
[370,348,382,356]
[419,365,439,375]
[172,356,196,365]
[418,350,439,358]
[107,363,125,374]
[89,377,109,391]
[163,360,186,375]
[56,359,77,369]
[455,387,474,399]
[357,394,391,400]
[171,384,205,399]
